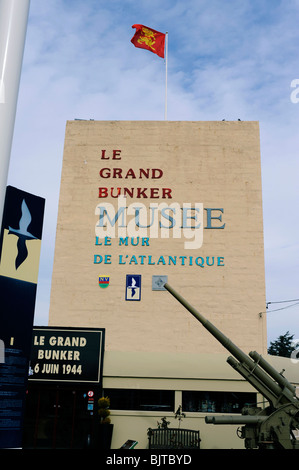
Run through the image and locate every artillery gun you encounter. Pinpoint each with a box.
[163,282,299,449]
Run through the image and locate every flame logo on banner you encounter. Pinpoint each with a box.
[8,199,37,269]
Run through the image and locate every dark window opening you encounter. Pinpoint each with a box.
[182,391,256,413]
[104,389,175,412]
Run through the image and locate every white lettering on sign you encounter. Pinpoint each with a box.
[49,336,87,347]
[34,335,87,347]
[38,349,80,361]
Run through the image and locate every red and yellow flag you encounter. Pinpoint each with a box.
[131,24,165,58]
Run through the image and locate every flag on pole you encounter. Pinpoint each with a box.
[131,24,166,58]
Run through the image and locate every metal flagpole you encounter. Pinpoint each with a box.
[164,32,168,120]
[0,0,30,224]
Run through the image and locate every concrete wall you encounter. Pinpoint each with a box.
[49,120,266,355]
[48,120,268,449]
[102,351,299,449]
[103,351,258,449]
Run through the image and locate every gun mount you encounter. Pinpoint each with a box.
[163,282,299,449]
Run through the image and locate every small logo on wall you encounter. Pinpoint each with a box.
[99,276,110,288]
[126,274,141,301]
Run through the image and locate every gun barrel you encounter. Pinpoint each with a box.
[205,415,267,425]
[249,351,295,395]
[164,283,297,406]
[226,356,283,405]
[164,283,250,364]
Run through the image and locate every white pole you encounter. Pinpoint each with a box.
[0,0,30,224]
[164,32,168,120]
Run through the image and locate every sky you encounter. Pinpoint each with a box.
[6,0,299,347]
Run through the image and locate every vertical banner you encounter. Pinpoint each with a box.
[0,186,45,448]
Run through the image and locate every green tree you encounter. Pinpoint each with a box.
[267,331,295,357]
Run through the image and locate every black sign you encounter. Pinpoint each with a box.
[29,327,105,384]
[0,186,45,448]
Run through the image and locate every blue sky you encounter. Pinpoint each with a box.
[7,0,299,346]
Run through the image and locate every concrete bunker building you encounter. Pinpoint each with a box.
[24,120,299,449]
